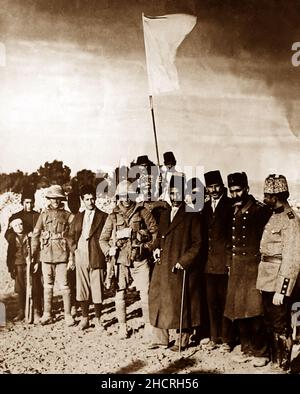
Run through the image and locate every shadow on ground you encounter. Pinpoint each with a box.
[114,360,147,374]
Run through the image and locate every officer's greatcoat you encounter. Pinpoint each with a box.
[224,195,271,320]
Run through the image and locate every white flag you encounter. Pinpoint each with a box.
[142,14,197,95]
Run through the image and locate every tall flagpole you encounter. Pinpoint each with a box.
[149,95,160,167]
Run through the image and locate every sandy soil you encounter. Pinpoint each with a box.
[0,235,288,375]
[1,192,299,375]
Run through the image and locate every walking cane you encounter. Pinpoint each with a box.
[179,269,186,354]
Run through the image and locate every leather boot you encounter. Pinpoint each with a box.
[278,333,292,371]
[271,332,279,364]
[40,288,53,325]
[62,289,75,327]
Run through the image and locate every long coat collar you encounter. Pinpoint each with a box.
[234,195,255,216]
[80,208,103,239]
[164,203,186,236]
[206,193,227,218]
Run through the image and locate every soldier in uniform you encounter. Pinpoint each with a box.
[224,172,272,367]
[100,180,158,341]
[256,174,300,370]
[31,185,75,327]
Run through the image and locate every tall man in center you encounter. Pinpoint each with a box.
[67,185,108,330]
[149,174,203,351]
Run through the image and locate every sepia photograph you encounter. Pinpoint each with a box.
[0,0,300,378]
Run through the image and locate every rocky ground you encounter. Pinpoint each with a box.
[0,233,293,375]
[0,192,299,375]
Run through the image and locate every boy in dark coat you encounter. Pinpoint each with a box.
[5,188,42,323]
[6,218,30,321]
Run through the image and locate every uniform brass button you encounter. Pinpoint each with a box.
[242,252,246,255]
[233,253,236,256]
[232,226,235,230]
[232,236,235,239]
[242,244,246,247]
[242,226,245,229]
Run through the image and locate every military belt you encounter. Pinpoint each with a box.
[50,234,64,240]
[261,255,282,263]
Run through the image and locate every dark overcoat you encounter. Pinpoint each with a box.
[202,194,232,274]
[224,195,272,320]
[149,203,202,329]
[5,209,39,270]
[68,208,107,269]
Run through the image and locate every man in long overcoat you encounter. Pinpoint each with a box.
[224,172,272,366]
[149,174,203,351]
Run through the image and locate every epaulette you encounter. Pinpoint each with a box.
[287,211,295,220]
[256,200,266,207]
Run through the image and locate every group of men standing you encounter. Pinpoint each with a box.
[4,151,300,372]
[201,170,300,370]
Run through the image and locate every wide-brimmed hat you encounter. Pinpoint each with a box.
[264,174,289,194]
[45,185,66,200]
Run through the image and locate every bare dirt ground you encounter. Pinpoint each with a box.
[1,191,299,375]
[0,234,288,375]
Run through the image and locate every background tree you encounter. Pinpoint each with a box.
[37,160,71,186]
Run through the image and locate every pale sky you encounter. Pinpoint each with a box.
[0,0,299,191]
